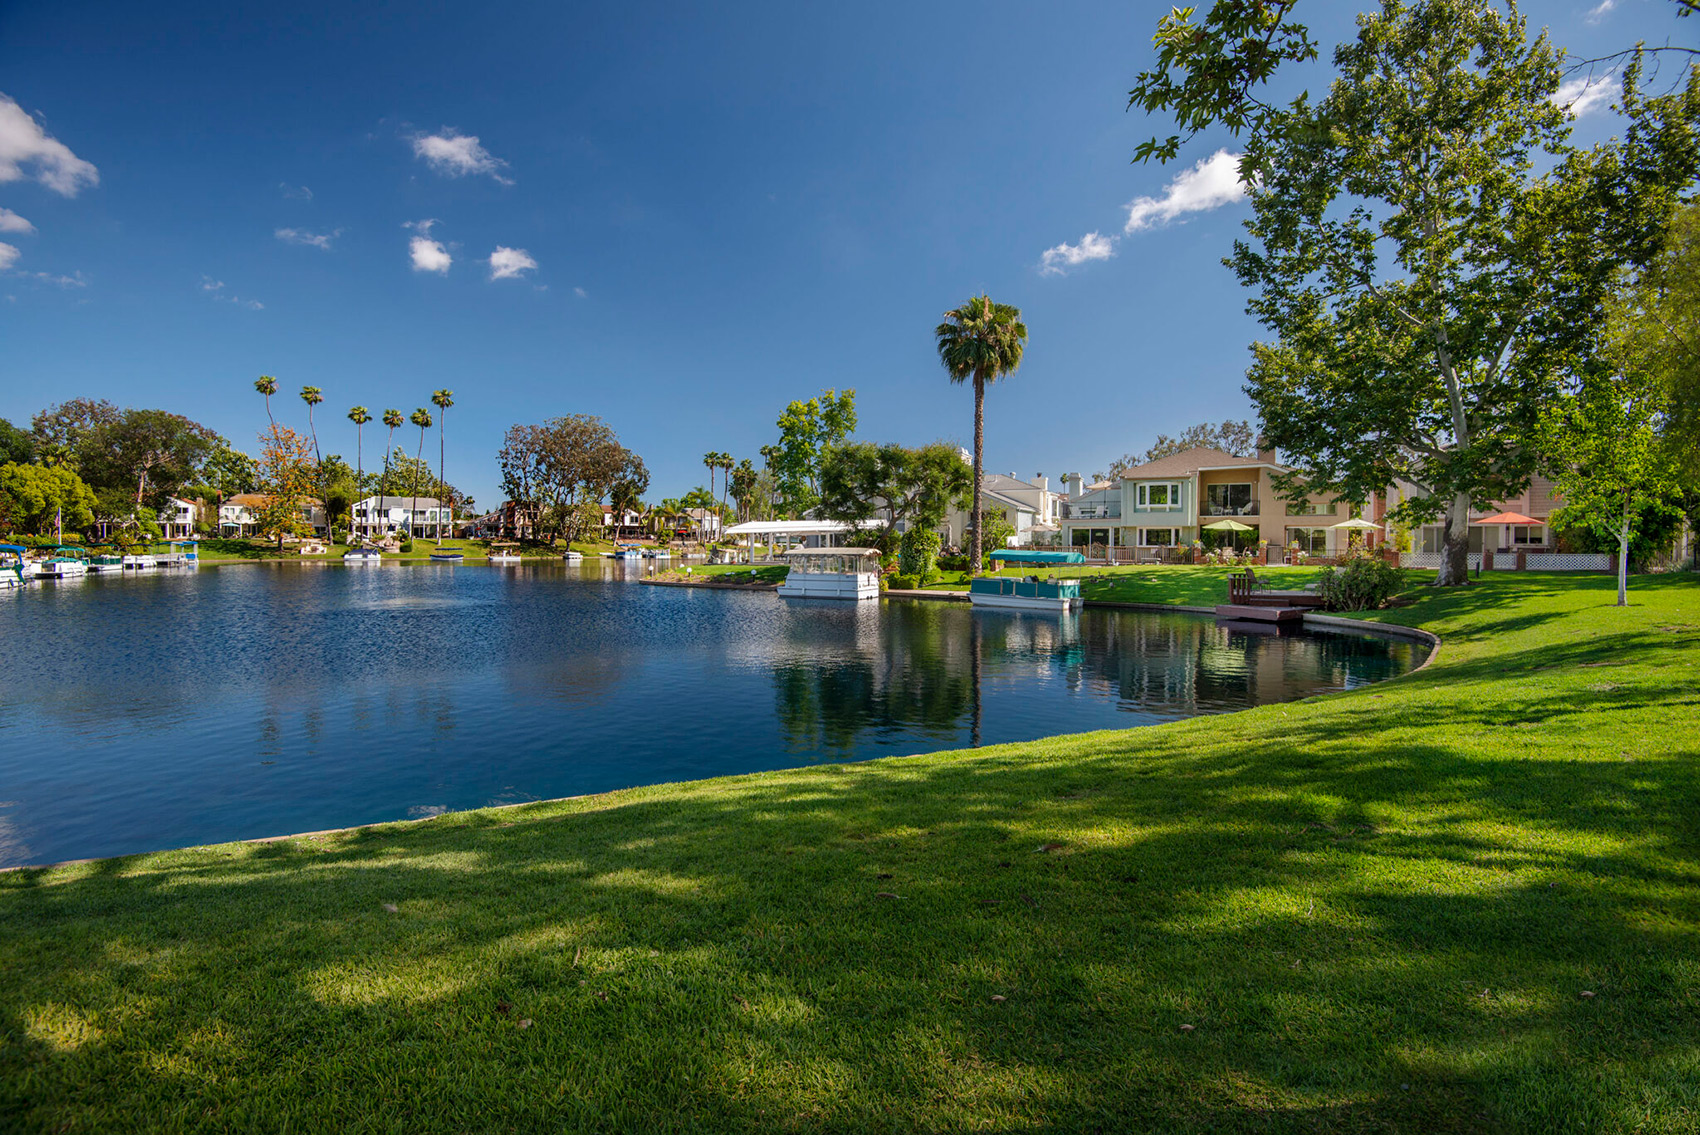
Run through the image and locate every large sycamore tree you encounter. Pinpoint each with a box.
[255,423,317,549]
[1139,0,1700,585]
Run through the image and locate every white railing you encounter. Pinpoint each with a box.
[1525,553,1611,571]
[1401,552,1482,570]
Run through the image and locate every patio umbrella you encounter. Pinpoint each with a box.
[1329,517,1382,531]
[1202,519,1254,532]
[1470,511,1538,527]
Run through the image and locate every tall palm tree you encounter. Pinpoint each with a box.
[936,294,1027,574]
[380,409,403,535]
[299,386,325,536]
[702,452,718,509]
[715,452,734,529]
[430,389,454,545]
[348,406,371,543]
[255,376,278,429]
[409,408,432,539]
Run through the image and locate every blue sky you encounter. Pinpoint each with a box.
[0,0,1687,508]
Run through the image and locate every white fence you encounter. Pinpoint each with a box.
[1524,552,1611,572]
[1398,551,1608,572]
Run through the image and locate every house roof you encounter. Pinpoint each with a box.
[222,493,325,509]
[1118,447,1276,479]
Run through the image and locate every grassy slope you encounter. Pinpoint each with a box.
[2,574,1697,1133]
[919,563,1332,605]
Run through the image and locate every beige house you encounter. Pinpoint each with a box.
[1058,447,1348,560]
[219,494,328,537]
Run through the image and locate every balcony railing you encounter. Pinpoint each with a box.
[1063,504,1121,519]
[1202,500,1260,516]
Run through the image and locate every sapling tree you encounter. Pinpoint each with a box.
[1543,373,1676,606]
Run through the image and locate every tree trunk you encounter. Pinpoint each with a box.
[1617,508,1631,608]
[1436,491,1472,586]
[971,375,985,574]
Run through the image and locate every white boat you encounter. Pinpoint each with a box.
[343,547,383,564]
[776,547,881,601]
[562,550,584,563]
[968,576,1082,612]
[122,554,156,570]
[0,544,29,588]
[88,552,125,573]
[613,544,643,561]
[488,550,522,565]
[38,549,90,578]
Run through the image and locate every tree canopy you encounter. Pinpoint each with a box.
[759,390,857,518]
[0,463,97,534]
[497,415,643,543]
[817,441,974,555]
[1212,0,1700,584]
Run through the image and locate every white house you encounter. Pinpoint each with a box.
[681,507,723,542]
[157,496,197,539]
[352,495,449,540]
[218,494,328,538]
[940,472,1063,549]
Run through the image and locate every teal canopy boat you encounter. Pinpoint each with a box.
[987,549,1086,565]
[0,544,29,588]
[969,576,1082,612]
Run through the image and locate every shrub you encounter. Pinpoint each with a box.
[937,553,969,573]
[888,572,919,591]
[898,526,941,579]
[1315,556,1405,611]
[399,537,415,554]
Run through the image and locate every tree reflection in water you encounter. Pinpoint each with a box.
[773,603,1422,754]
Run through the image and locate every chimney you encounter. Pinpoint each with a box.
[1037,474,1048,492]
[1067,473,1083,497]
[1255,435,1277,464]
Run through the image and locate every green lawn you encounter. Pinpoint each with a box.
[653,562,790,585]
[920,562,1332,605]
[3,573,1698,1132]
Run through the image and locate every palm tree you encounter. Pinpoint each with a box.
[409,408,433,540]
[936,294,1027,574]
[380,409,403,535]
[715,452,734,528]
[702,452,718,509]
[255,376,278,429]
[347,406,370,543]
[430,389,454,545]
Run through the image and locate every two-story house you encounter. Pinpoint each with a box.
[219,494,328,538]
[157,496,198,539]
[1059,447,1348,560]
[939,472,1063,549]
[352,495,450,540]
[1383,475,1563,555]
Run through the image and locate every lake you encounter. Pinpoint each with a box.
[0,561,1426,867]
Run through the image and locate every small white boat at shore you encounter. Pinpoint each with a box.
[0,544,30,588]
[38,548,91,578]
[88,552,124,573]
[122,553,156,570]
[562,550,583,563]
[343,547,383,565]
[488,551,522,565]
[776,547,881,601]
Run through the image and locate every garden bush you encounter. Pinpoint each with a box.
[887,572,919,591]
[937,553,968,573]
[1315,555,1405,611]
[898,527,940,579]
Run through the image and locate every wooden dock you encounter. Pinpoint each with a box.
[1214,603,1306,623]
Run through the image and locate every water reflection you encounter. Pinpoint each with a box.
[0,564,1423,866]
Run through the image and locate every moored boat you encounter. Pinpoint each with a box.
[430,552,464,562]
[968,576,1082,612]
[0,544,30,588]
[776,547,881,601]
[343,547,383,564]
[38,547,91,579]
[121,553,156,570]
[88,550,125,573]
[562,550,584,563]
[613,544,643,561]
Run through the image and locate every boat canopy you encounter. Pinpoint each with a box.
[782,547,881,574]
[988,549,1086,564]
[0,544,26,555]
[724,520,886,537]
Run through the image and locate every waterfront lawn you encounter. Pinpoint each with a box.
[2,574,1697,1133]
[922,562,1331,606]
[654,563,789,585]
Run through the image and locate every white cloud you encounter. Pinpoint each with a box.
[30,270,86,287]
[1039,231,1115,276]
[1585,0,1617,24]
[0,206,34,234]
[200,275,259,307]
[275,227,340,250]
[0,94,99,196]
[1554,72,1615,117]
[412,129,512,184]
[488,245,537,280]
[408,221,452,273]
[0,242,18,270]
[573,286,587,298]
[279,182,313,200]
[1123,149,1247,234]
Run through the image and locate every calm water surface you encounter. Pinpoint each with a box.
[0,562,1425,866]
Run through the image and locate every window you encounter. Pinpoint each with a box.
[1286,527,1328,554]
[1287,496,1319,516]
[1205,483,1253,514]
[1512,525,1545,545]
[1140,528,1176,546]
[1136,482,1182,511]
